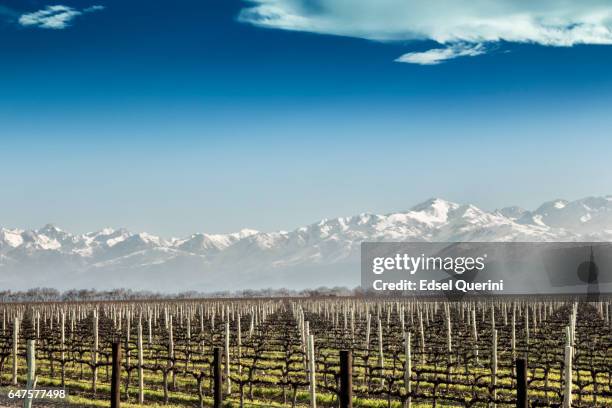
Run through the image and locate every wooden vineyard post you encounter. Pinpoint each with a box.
[491,329,498,408]
[472,309,479,364]
[213,347,223,408]
[92,309,99,395]
[169,314,175,391]
[307,334,316,408]
[303,320,309,372]
[563,327,573,408]
[111,341,122,408]
[418,310,425,365]
[237,313,242,375]
[404,333,412,408]
[503,303,508,326]
[60,310,66,387]
[225,320,231,395]
[70,309,75,341]
[516,358,527,408]
[525,310,529,349]
[126,310,131,381]
[350,308,355,341]
[446,305,452,354]
[12,316,19,386]
[339,350,353,408]
[186,309,191,371]
[125,309,132,401]
[137,317,144,404]
[148,308,153,357]
[24,339,36,408]
[377,317,384,385]
[365,313,371,360]
[365,313,371,345]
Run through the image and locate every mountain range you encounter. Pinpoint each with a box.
[2,196,612,291]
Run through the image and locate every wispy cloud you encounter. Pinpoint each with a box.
[18,4,104,30]
[238,0,612,64]
[84,5,105,13]
[396,43,486,65]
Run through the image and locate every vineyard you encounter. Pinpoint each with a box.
[0,297,610,407]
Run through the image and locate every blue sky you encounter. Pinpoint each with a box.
[1,0,612,236]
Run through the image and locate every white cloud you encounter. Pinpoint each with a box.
[84,5,106,13]
[19,5,80,29]
[238,0,612,64]
[396,43,486,65]
[19,4,104,30]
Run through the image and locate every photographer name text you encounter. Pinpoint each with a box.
[372,279,504,292]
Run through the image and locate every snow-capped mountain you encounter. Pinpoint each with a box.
[2,196,612,291]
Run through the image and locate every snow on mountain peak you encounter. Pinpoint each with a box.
[497,206,527,220]
[234,228,259,239]
[406,198,459,225]
[97,227,116,236]
[135,232,162,244]
[3,195,612,291]
[0,228,24,248]
[175,228,259,254]
[20,230,62,250]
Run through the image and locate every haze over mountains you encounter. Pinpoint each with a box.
[2,196,612,291]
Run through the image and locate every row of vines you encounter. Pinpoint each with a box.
[0,297,610,407]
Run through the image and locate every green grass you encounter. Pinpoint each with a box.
[1,350,610,408]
